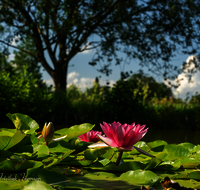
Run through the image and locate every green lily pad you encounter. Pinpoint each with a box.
[145,157,162,170]
[22,180,55,190]
[0,180,28,190]
[65,172,138,189]
[27,168,72,184]
[163,144,190,160]
[148,140,168,150]
[119,169,160,186]
[34,144,49,158]
[0,159,43,171]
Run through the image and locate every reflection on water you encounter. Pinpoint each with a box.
[1,122,200,145]
[142,129,200,145]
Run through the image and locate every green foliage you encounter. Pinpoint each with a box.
[0,64,53,123]
[66,82,104,127]
[11,36,45,88]
[1,113,200,189]
[127,73,173,100]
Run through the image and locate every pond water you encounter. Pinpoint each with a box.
[142,129,200,145]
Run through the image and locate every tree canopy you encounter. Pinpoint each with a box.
[0,0,199,91]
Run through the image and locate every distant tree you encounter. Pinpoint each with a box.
[189,92,200,104]
[0,0,199,92]
[127,73,173,99]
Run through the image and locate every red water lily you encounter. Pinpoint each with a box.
[79,130,102,143]
[97,121,148,150]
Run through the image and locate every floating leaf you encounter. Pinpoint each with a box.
[164,144,190,160]
[0,181,28,190]
[119,169,160,186]
[0,159,43,171]
[145,157,162,170]
[22,180,55,190]
[27,168,72,184]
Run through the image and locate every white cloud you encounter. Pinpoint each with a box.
[66,43,94,55]
[172,55,200,99]
[45,79,54,86]
[79,42,95,54]
[11,35,20,46]
[8,53,15,61]
[67,71,80,84]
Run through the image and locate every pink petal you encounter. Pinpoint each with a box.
[128,128,148,146]
[138,125,146,132]
[111,121,119,132]
[123,129,135,146]
[101,123,113,139]
[87,132,91,142]
[124,125,134,136]
[131,122,135,127]
[97,134,118,147]
[79,133,88,142]
[114,125,125,146]
[122,123,128,129]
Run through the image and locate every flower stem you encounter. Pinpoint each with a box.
[116,150,123,166]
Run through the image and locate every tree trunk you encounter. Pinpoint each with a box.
[50,62,68,124]
[51,63,68,92]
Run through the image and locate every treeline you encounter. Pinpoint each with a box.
[0,54,200,131]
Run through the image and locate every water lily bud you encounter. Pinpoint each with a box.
[42,122,54,144]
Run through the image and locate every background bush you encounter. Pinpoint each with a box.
[0,65,199,131]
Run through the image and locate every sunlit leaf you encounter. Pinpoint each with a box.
[119,169,160,186]
[7,113,39,134]
[22,180,55,190]
[0,181,28,190]
[55,123,94,141]
[164,144,190,160]
[4,130,26,151]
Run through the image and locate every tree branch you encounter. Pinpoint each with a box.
[69,0,125,59]
[0,40,37,59]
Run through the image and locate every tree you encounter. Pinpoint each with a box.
[127,73,173,99]
[0,0,199,92]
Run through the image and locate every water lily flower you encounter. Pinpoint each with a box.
[79,130,102,143]
[97,121,148,150]
[38,122,54,145]
[96,121,148,165]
